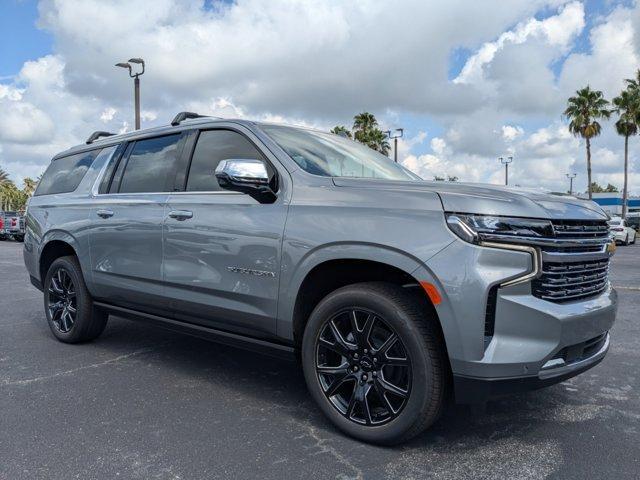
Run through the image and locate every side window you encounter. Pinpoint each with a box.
[118,134,182,193]
[186,130,266,192]
[35,149,101,196]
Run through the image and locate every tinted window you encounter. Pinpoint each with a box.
[35,150,100,195]
[118,134,182,193]
[262,125,418,180]
[186,130,265,191]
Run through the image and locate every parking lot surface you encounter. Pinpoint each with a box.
[1,240,639,479]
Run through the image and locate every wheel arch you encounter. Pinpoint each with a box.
[38,232,81,283]
[279,243,445,352]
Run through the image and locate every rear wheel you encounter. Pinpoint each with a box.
[302,282,447,445]
[44,256,108,343]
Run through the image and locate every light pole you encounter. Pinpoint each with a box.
[566,173,577,196]
[386,128,404,163]
[115,58,145,130]
[499,156,513,186]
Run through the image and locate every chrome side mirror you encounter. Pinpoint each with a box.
[215,159,276,202]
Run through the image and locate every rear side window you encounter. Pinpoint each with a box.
[186,130,266,192]
[35,150,100,196]
[118,134,182,193]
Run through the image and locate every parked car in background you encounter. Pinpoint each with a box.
[23,113,618,444]
[626,213,640,232]
[0,211,25,242]
[608,217,636,245]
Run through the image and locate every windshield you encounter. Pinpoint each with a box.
[261,125,419,180]
[608,219,622,226]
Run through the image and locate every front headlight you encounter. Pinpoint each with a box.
[445,213,553,244]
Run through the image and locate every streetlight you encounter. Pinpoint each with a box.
[386,128,404,163]
[115,57,145,130]
[499,155,513,186]
[566,173,577,196]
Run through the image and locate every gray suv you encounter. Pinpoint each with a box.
[24,112,617,444]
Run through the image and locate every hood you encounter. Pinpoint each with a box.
[332,178,608,220]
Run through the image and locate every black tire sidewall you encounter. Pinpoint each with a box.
[301,284,440,444]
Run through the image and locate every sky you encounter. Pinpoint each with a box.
[0,0,639,195]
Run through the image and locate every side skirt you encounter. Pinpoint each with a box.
[94,302,296,361]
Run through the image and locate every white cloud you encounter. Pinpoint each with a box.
[0,0,638,196]
[454,1,584,85]
[502,125,524,141]
[100,107,116,122]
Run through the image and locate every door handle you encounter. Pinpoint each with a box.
[168,210,193,221]
[96,209,114,219]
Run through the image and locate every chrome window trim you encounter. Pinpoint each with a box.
[89,146,119,197]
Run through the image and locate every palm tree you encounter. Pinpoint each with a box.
[368,129,391,156]
[22,177,38,197]
[352,112,378,142]
[625,69,640,91]
[0,167,9,186]
[352,112,392,155]
[330,125,352,138]
[612,88,639,219]
[563,86,611,199]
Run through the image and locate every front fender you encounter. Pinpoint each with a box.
[276,242,428,340]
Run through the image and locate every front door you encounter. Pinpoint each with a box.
[163,128,288,337]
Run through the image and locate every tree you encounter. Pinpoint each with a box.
[22,177,38,197]
[0,167,9,186]
[330,125,352,138]
[352,112,391,155]
[612,87,639,219]
[563,86,611,199]
[624,68,640,91]
[367,129,391,156]
[589,181,618,194]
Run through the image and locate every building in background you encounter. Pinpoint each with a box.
[578,193,640,216]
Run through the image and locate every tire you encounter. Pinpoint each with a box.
[301,282,447,445]
[43,255,108,343]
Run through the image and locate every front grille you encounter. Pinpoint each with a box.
[532,258,609,302]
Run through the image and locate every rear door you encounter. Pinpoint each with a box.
[163,127,289,337]
[88,133,187,314]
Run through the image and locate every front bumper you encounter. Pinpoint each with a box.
[421,234,617,404]
[612,231,628,242]
[454,331,610,403]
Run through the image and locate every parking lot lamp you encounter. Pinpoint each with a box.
[499,156,513,186]
[387,128,404,163]
[566,173,577,196]
[115,58,145,130]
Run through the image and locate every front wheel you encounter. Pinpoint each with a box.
[44,256,108,343]
[301,282,447,445]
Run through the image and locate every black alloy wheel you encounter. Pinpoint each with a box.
[46,267,77,333]
[315,308,412,426]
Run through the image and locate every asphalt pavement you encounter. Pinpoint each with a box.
[1,240,639,479]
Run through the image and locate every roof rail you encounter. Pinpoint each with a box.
[171,111,209,126]
[86,131,116,144]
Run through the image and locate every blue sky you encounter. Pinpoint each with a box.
[0,0,638,193]
[0,0,50,78]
